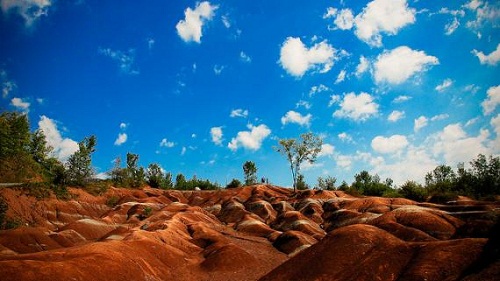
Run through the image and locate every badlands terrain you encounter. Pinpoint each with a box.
[0,185,498,281]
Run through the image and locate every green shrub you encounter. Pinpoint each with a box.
[106,196,120,208]
[399,181,427,202]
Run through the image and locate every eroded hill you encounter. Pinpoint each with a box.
[0,185,498,281]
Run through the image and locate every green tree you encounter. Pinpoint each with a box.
[175,173,187,190]
[466,154,500,198]
[352,171,390,196]
[125,153,144,188]
[295,173,309,190]
[243,161,258,186]
[147,163,164,188]
[65,135,96,186]
[274,132,322,192]
[399,180,427,202]
[317,176,337,190]
[226,178,242,189]
[425,164,456,193]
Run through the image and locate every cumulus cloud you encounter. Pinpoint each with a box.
[119,123,127,129]
[431,114,449,121]
[335,70,347,84]
[230,108,248,118]
[374,46,439,84]
[296,100,311,110]
[281,110,312,127]
[1,70,16,98]
[10,97,30,111]
[176,1,218,43]
[355,56,370,77]
[334,9,355,30]
[1,0,52,26]
[279,37,336,77]
[435,78,453,92]
[318,143,335,157]
[338,132,353,143]
[388,110,405,122]
[492,113,500,136]
[38,116,78,162]
[393,95,412,103]
[371,135,409,154]
[99,48,139,75]
[333,92,379,121]
[160,138,175,148]
[309,84,330,97]
[228,124,271,151]
[445,17,460,35]
[472,43,500,66]
[414,116,428,132]
[210,126,223,145]
[353,0,416,47]
[114,133,127,146]
[482,85,500,115]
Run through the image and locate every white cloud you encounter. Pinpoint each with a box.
[414,116,428,132]
[336,154,353,170]
[374,46,439,84]
[353,0,416,47]
[221,15,230,28]
[435,78,453,92]
[228,124,271,151]
[431,114,449,121]
[472,43,500,66]
[388,110,405,122]
[160,138,175,148]
[309,84,330,97]
[176,1,218,43]
[492,113,500,136]
[1,0,52,26]
[323,7,337,19]
[99,48,139,75]
[181,146,187,156]
[38,116,78,162]
[10,97,30,111]
[355,56,370,77]
[482,85,500,115]
[296,100,311,110]
[119,123,127,129]
[444,17,460,35]
[210,126,223,146]
[279,37,336,77]
[281,110,312,127]
[338,132,353,143]
[432,123,490,164]
[230,109,248,118]
[1,70,16,98]
[465,1,500,36]
[393,95,412,103]
[213,65,225,75]
[318,143,335,157]
[334,9,354,30]
[240,51,252,63]
[335,69,347,84]
[333,92,379,121]
[464,84,481,94]
[114,133,127,146]
[371,135,409,154]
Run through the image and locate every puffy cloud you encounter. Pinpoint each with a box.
[431,123,490,164]
[1,0,52,26]
[296,100,311,110]
[119,123,127,129]
[1,70,16,98]
[279,37,336,77]
[334,9,355,30]
[338,132,353,143]
[388,110,405,122]
[465,0,500,36]
[414,116,428,132]
[176,1,218,43]
[160,138,175,148]
[444,17,460,35]
[99,48,139,75]
[281,110,312,127]
[371,135,409,154]
[336,154,353,169]
[210,126,223,145]
[492,113,500,136]
[228,124,271,151]
[435,78,453,92]
[482,85,500,115]
[393,95,412,103]
[355,56,370,77]
[318,143,335,157]
[309,84,330,97]
[353,0,416,47]
[472,43,500,66]
[333,92,379,121]
[431,114,449,121]
[38,116,78,162]
[230,109,248,118]
[374,46,439,84]
[114,133,127,146]
[10,97,30,111]
[213,65,225,75]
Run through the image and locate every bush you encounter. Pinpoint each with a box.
[85,181,110,196]
[399,181,427,202]
[226,178,242,189]
[382,189,402,198]
[106,196,120,208]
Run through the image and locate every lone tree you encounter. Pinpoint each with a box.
[66,135,97,186]
[274,132,322,192]
[243,161,258,186]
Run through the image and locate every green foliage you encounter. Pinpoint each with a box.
[295,174,309,190]
[66,135,97,186]
[84,180,110,196]
[126,153,145,188]
[425,164,456,194]
[147,163,163,188]
[275,132,322,192]
[226,178,242,189]
[351,171,391,196]
[399,180,427,202]
[317,176,336,190]
[175,173,187,189]
[243,161,258,186]
[382,189,402,198]
[162,172,173,189]
[106,196,120,208]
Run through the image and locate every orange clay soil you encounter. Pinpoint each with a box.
[0,185,498,281]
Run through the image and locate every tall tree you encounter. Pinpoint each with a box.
[66,135,97,186]
[243,161,257,186]
[146,163,164,188]
[274,132,322,192]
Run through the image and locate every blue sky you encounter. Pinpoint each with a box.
[1,0,499,187]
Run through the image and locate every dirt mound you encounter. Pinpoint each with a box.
[0,185,498,280]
